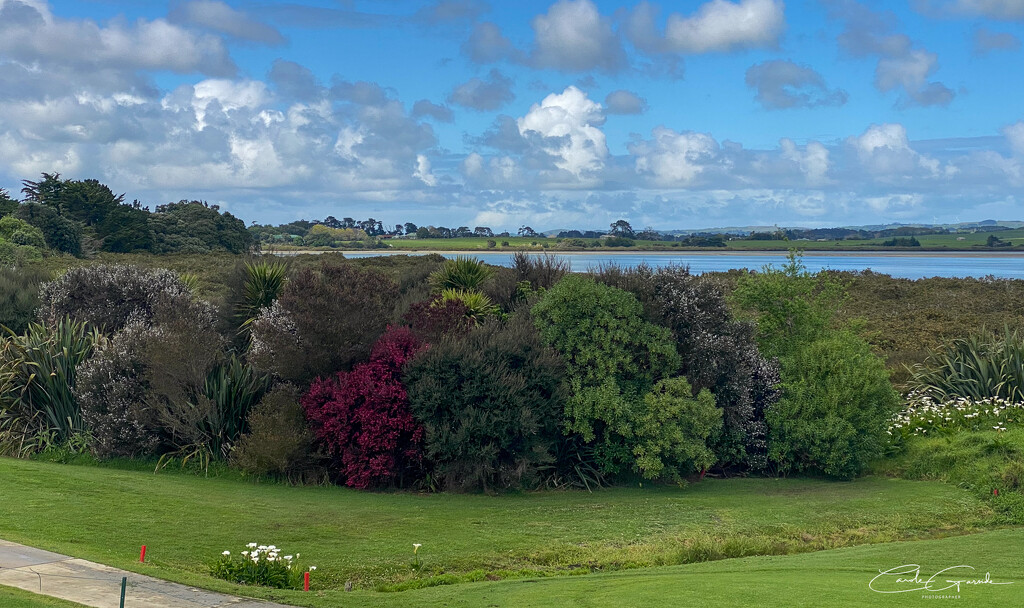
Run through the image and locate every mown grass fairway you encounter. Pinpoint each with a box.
[0,458,1010,606]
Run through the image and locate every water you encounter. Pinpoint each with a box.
[300,250,1024,280]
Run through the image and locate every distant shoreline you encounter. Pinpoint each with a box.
[272,248,1024,258]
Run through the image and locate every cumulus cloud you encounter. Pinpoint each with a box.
[529,0,628,72]
[447,69,515,111]
[169,0,284,45]
[827,0,955,107]
[268,59,322,101]
[1005,122,1024,156]
[517,86,607,179]
[745,60,848,109]
[604,90,648,114]
[780,139,830,185]
[874,49,954,107]
[0,0,236,77]
[411,99,454,122]
[847,123,950,180]
[630,127,720,186]
[462,21,520,63]
[625,0,785,54]
[973,27,1021,54]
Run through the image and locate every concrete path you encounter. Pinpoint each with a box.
[0,539,291,608]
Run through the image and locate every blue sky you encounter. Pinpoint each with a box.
[0,0,1022,230]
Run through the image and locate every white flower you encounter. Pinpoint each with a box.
[309,566,317,571]
[222,551,231,556]
[247,543,257,548]
[284,555,293,561]
[242,551,249,557]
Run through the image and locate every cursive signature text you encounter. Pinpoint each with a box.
[870,564,1013,594]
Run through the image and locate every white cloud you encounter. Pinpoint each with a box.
[745,60,847,109]
[168,0,284,45]
[780,139,830,185]
[414,154,437,186]
[848,123,950,180]
[1004,122,1024,156]
[626,0,786,54]
[875,49,954,107]
[529,0,627,72]
[0,0,235,77]
[630,127,719,186]
[516,86,608,179]
[447,69,515,111]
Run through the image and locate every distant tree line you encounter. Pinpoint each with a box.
[1,173,252,258]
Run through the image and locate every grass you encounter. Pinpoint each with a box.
[0,457,1008,606]
[0,587,89,608]
[875,427,1024,519]
[384,528,1024,607]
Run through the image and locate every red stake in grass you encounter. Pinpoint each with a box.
[994,488,1000,496]
[139,545,147,563]
[304,571,310,592]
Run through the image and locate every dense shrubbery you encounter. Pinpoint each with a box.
[0,249,962,492]
[249,261,398,383]
[733,253,898,478]
[302,328,426,489]
[404,311,565,491]
[595,265,779,470]
[908,327,1024,402]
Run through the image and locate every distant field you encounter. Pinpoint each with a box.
[270,229,1024,252]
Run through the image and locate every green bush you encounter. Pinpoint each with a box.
[768,330,899,479]
[232,385,322,483]
[404,312,566,491]
[0,216,46,249]
[908,327,1024,402]
[634,377,722,479]
[14,202,81,255]
[0,266,49,335]
[532,275,683,478]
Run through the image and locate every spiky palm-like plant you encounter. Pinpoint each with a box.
[429,256,493,292]
[908,326,1024,402]
[238,260,289,331]
[438,288,498,323]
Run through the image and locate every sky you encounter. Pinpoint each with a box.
[0,0,1022,231]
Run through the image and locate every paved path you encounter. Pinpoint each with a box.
[0,539,291,608]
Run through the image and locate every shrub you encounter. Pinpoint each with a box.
[0,216,46,249]
[438,288,498,323]
[76,320,159,459]
[404,312,566,491]
[643,266,780,470]
[532,275,683,477]
[731,251,846,359]
[0,266,49,335]
[634,377,722,479]
[767,330,899,479]
[302,328,426,489]
[401,297,473,343]
[15,203,81,255]
[907,327,1024,402]
[250,261,398,383]
[38,264,200,333]
[232,385,322,482]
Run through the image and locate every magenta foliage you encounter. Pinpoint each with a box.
[302,327,427,488]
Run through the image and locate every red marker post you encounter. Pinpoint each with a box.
[139,545,147,563]
[304,571,310,591]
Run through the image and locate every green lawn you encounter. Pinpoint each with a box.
[0,458,1009,606]
[0,586,88,608]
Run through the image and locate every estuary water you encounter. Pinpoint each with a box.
[300,250,1024,280]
